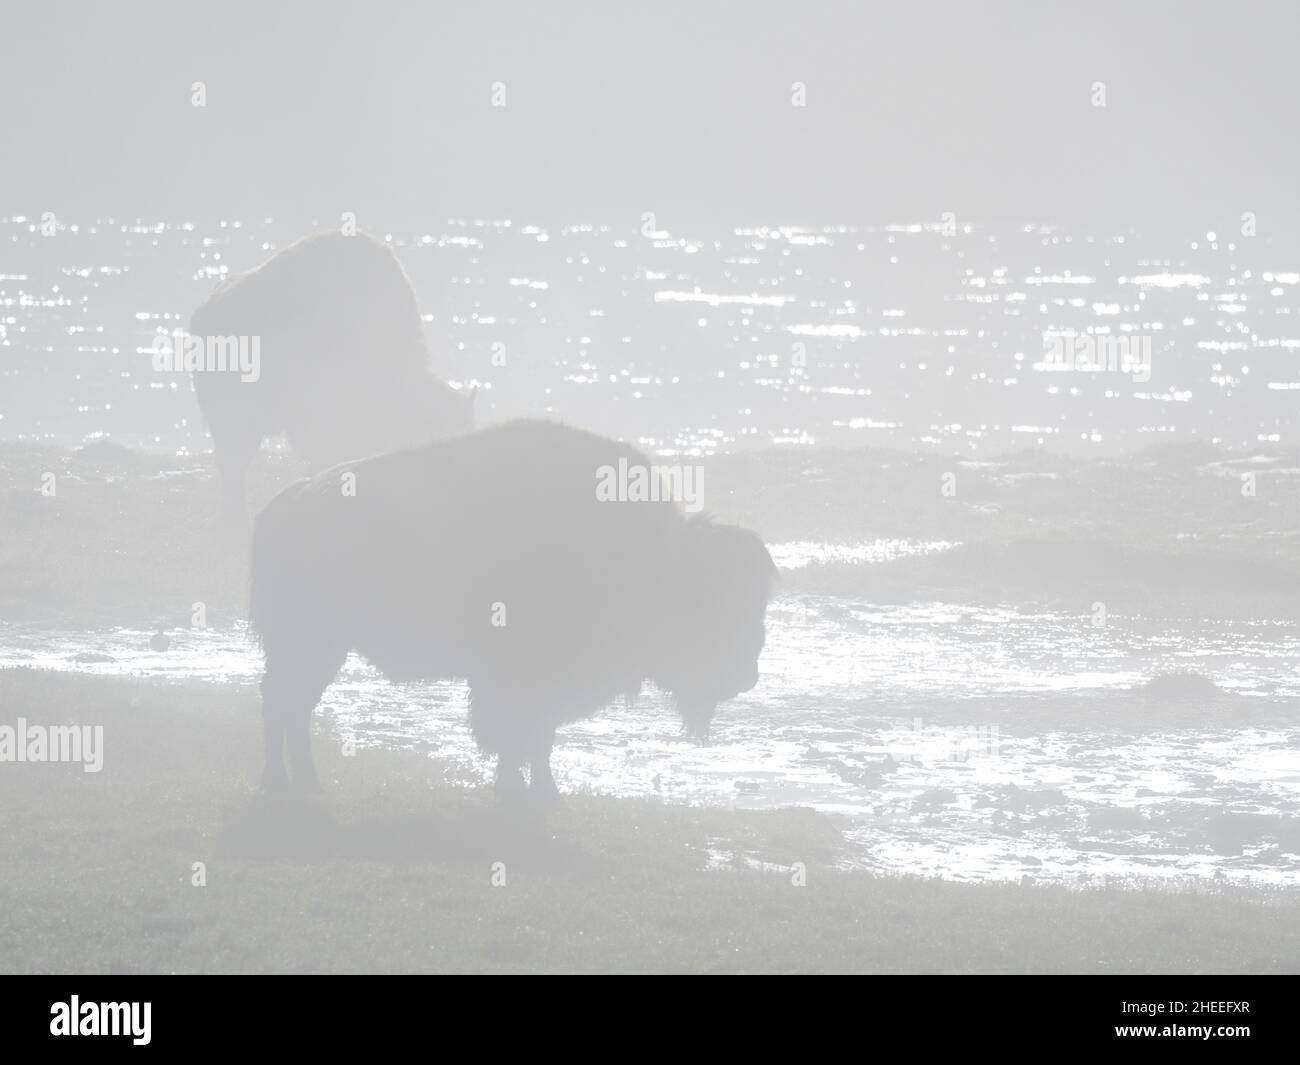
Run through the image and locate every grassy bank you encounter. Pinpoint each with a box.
[2,669,1298,974]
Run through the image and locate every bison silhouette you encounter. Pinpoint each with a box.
[250,419,777,800]
[189,231,473,514]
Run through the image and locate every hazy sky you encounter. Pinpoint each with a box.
[3,1,1296,238]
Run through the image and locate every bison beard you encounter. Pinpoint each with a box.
[249,419,777,800]
[189,231,474,516]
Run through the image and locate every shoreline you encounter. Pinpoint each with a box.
[2,669,1298,974]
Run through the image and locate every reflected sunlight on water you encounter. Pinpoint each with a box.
[3,593,1297,888]
[3,215,1297,457]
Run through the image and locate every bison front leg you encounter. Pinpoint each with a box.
[529,730,561,805]
[493,755,527,800]
[470,682,523,800]
[469,683,555,803]
[261,699,289,791]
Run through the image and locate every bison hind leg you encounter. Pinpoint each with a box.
[206,408,264,521]
[261,640,348,793]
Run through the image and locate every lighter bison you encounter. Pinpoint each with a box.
[250,419,777,799]
[189,231,473,512]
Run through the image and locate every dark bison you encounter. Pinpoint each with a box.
[189,231,473,513]
[250,419,777,799]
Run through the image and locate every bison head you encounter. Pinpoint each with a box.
[657,516,778,741]
[435,381,478,436]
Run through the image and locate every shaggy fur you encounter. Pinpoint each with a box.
[189,231,473,511]
[250,419,777,799]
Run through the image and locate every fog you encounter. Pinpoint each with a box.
[1,1,1297,980]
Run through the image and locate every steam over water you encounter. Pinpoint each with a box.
[3,219,1298,890]
[4,571,1297,888]
[3,215,1298,456]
